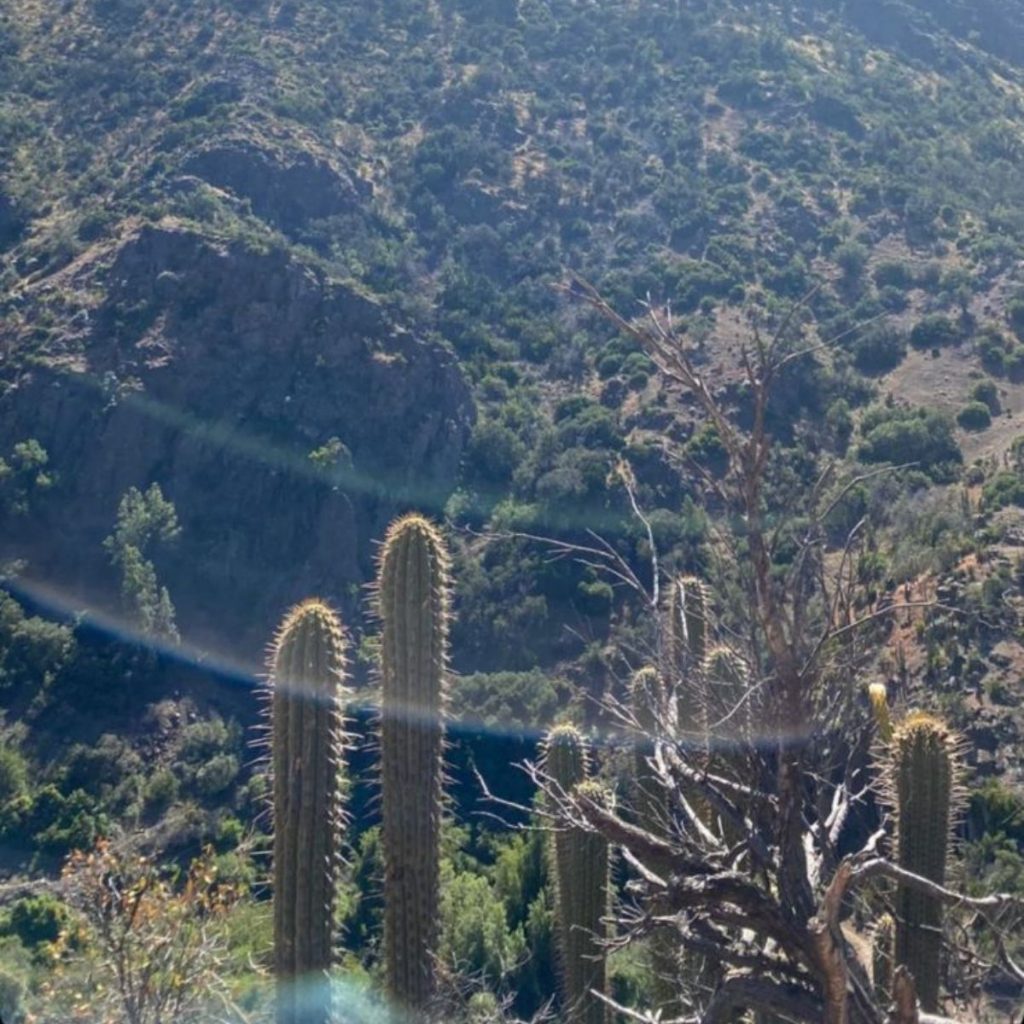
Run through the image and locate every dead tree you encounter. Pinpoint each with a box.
[522,280,1024,1024]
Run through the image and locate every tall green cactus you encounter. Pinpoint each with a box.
[665,575,712,788]
[886,712,963,1012]
[542,727,609,1024]
[378,513,451,1016]
[542,726,611,1024]
[268,599,348,1024]
[629,666,668,831]
[703,644,751,752]
[543,723,590,795]
[665,574,711,671]
[628,668,683,1017]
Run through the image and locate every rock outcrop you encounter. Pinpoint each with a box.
[0,224,474,657]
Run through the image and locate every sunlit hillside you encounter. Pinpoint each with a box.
[0,1,1022,1021]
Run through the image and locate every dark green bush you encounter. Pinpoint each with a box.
[873,260,915,290]
[193,753,240,797]
[853,325,907,374]
[956,402,991,431]
[982,471,1024,511]
[857,406,961,481]
[969,379,1000,414]
[910,314,960,350]
[8,894,67,948]
[0,745,27,803]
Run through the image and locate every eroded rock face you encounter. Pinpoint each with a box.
[0,225,473,655]
[182,140,370,232]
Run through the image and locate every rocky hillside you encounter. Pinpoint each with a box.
[0,4,1023,1016]
[2,0,1024,782]
[2,0,1024,697]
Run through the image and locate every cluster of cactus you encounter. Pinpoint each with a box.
[542,725,612,1024]
[267,599,349,1024]
[265,513,452,1023]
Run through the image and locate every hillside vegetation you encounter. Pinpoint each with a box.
[0,1,1023,1021]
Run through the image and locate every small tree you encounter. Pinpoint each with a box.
[103,484,180,642]
[49,841,243,1024]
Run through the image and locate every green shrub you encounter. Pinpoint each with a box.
[61,734,141,797]
[576,579,614,616]
[970,379,1001,414]
[975,326,1014,375]
[193,753,239,797]
[1007,296,1024,341]
[910,314,960,350]
[9,893,67,948]
[466,419,526,483]
[956,402,991,431]
[454,670,568,731]
[835,240,869,283]
[143,768,179,809]
[873,260,915,290]
[857,406,961,480]
[0,966,25,1024]
[555,403,621,450]
[439,864,526,989]
[981,471,1024,511]
[970,780,1024,843]
[0,745,27,802]
[853,325,907,374]
[686,422,729,476]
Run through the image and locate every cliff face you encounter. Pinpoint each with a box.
[0,224,474,654]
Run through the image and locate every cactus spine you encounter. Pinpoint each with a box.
[886,712,963,1012]
[378,514,451,1016]
[269,599,348,1024]
[542,727,610,1024]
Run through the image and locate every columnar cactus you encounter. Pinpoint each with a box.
[551,772,612,1023]
[703,644,752,752]
[541,727,609,1024]
[665,574,711,674]
[629,666,668,831]
[665,575,713,779]
[377,514,451,1016]
[269,599,348,1024]
[885,712,963,1012]
[542,723,590,795]
[628,668,684,1016]
[872,913,895,1004]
